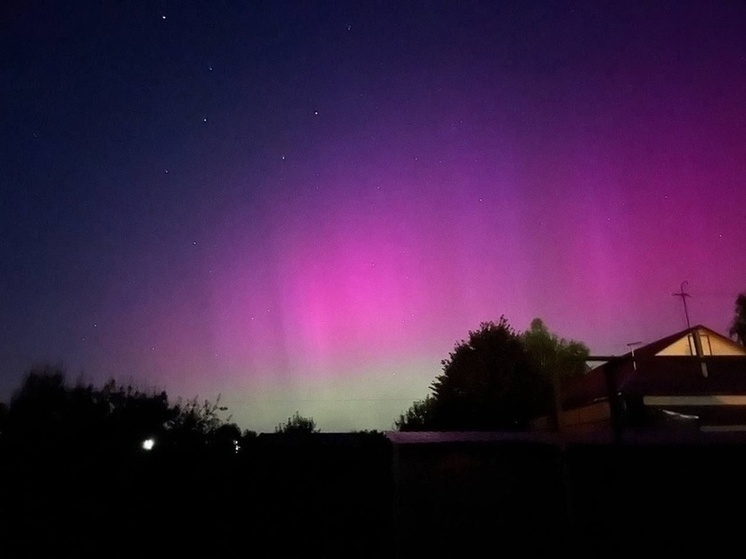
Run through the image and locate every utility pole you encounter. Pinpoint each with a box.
[672,280,691,328]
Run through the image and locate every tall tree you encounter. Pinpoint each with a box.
[520,318,590,430]
[409,317,548,430]
[396,317,590,431]
[730,293,746,346]
[520,318,590,378]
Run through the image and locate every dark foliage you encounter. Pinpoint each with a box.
[396,316,589,431]
[521,317,590,378]
[429,317,547,430]
[3,367,238,455]
[3,368,746,557]
[394,395,436,431]
[164,394,245,453]
[275,411,319,434]
[730,293,746,346]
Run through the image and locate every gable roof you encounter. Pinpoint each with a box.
[561,325,746,410]
[634,324,746,358]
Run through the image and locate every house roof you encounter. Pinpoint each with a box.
[561,325,746,410]
[620,324,744,359]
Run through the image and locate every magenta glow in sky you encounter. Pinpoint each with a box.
[2,2,745,431]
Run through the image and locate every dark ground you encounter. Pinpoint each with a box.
[2,433,745,558]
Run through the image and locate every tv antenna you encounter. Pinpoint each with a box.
[672,280,691,328]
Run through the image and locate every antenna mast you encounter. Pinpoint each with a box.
[672,281,691,328]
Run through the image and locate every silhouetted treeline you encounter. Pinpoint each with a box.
[1,366,254,458]
[274,410,319,434]
[0,367,392,558]
[3,367,746,557]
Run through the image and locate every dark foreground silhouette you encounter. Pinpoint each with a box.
[3,368,745,557]
[3,432,746,558]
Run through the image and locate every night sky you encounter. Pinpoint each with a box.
[2,1,745,432]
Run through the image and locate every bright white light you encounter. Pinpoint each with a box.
[142,438,155,451]
[233,439,240,454]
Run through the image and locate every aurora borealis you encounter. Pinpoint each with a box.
[2,1,745,431]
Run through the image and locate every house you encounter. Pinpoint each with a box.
[552,325,746,436]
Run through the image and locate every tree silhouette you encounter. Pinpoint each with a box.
[0,401,7,435]
[431,317,546,430]
[4,368,177,455]
[396,317,589,431]
[521,318,590,377]
[1,366,258,558]
[394,395,436,431]
[97,378,175,452]
[275,411,318,434]
[4,367,244,455]
[165,395,229,451]
[7,367,68,448]
[729,293,746,346]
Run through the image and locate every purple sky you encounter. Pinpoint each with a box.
[2,1,745,431]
